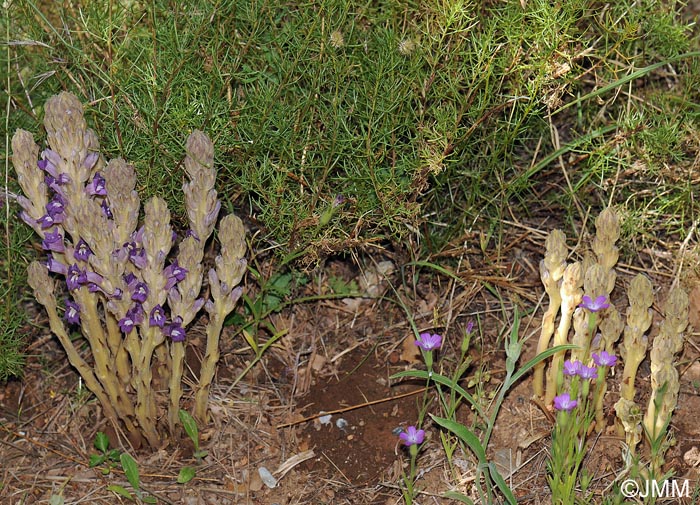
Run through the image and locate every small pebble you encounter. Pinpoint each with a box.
[336,418,349,430]
[258,467,277,489]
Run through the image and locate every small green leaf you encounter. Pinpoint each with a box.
[48,494,65,505]
[89,454,107,467]
[193,449,208,459]
[178,409,200,451]
[177,466,197,483]
[391,370,487,421]
[107,449,121,461]
[142,495,157,504]
[488,462,517,505]
[430,415,487,462]
[443,491,474,504]
[107,484,134,500]
[509,344,577,385]
[94,432,109,453]
[120,453,140,491]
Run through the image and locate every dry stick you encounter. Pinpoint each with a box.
[276,387,428,429]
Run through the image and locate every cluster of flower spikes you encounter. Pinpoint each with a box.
[23,145,193,344]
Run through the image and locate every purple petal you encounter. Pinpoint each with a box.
[74,239,93,262]
[64,299,81,325]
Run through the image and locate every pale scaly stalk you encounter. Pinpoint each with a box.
[643,287,688,442]
[75,287,133,420]
[104,307,131,386]
[26,263,133,434]
[614,397,643,455]
[167,131,223,430]
[545,262,583,405]
[569,308,588,362]
[134,323,163,448]
[195,214,247,422]
[533,229,567,399]
[619,274,653,402]
[594,307,622,430]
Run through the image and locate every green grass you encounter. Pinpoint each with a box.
[3,0,699,378]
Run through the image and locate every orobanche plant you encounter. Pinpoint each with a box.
[12,92,246,448]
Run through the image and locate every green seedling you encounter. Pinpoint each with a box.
[89,434,155,502]
[176,409,207,484]
[88,432,121,475]
[107,452,156,504]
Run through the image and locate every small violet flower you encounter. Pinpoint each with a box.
[149,304,166,328]
[85,172,107,196]
[74,239,93,262]
[118,314,135,334]
[38,213,60,229]
[46,195,65,217]
[101,200,113,219]
[165,316,186,342]
[164,261,188,289]
[41,228,65,253]
[64,299,80,325]
[46,254,68,275]
[126,304,144,324]
[414,332,442,351]
[399,426,425,446]
[131,282,149,304]
[578,365,599,380]
[129,247,147,269]
[592,350,617,368]
[332,194,345,207]
[553,392,578,412]
[563,359,583,376]
[579,294,610,313]
[66,264,84,291]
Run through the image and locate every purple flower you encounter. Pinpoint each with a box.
[333,194,345,207]
[101,199,113,219]
[123,272,137,287]
[38,150,61,178]
[129,247,147,269]
[578,365,598,380]
[74,239,93,262]
[164,261,188,289]
[553,392,578,412]
[126,303,144,324]
[149,304,166,328]
[592,351,617,367]
[399,426,425,446]
[66,264,84,291]
[579,295,610,313]
[64,299,80,325]
[131,282,149,304]
[46,196,64,215]
[118,314,135,334]
[466,321,474,334]
[38,213,60,229]
[46,254,68,275]
[563,359,583,376]
[414,332,443,351]
[85,172,107,196]
[165,316,186,342]
[41,228,65,253]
